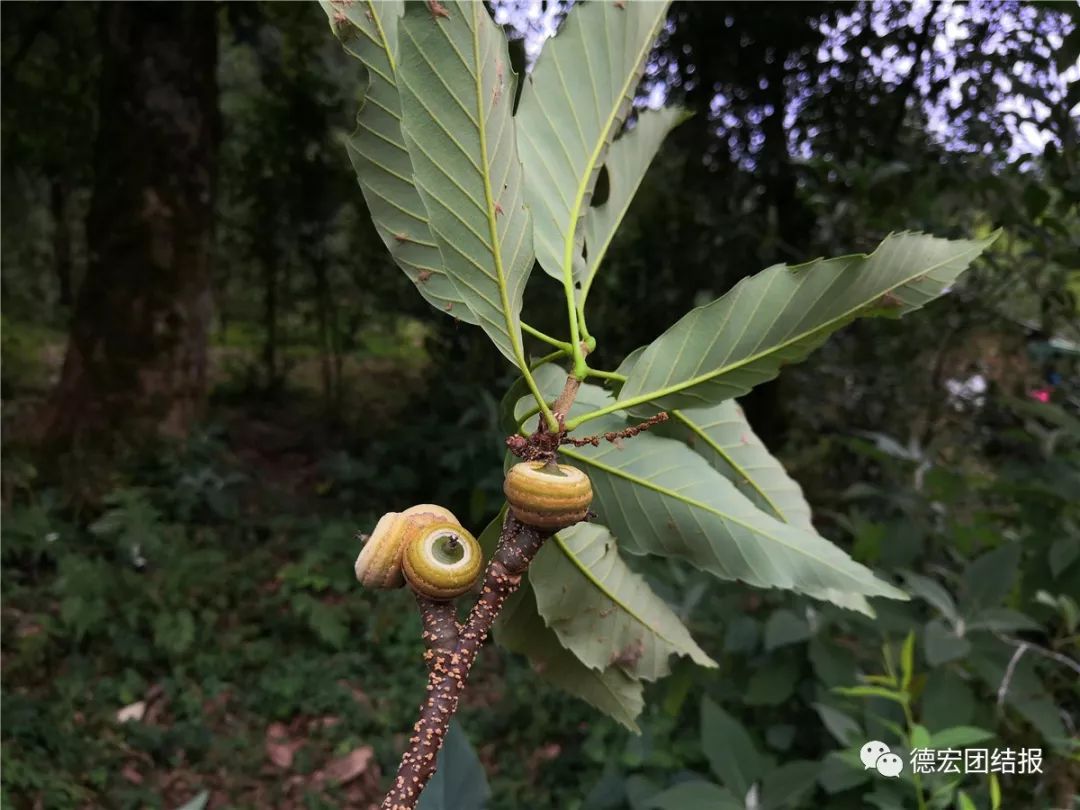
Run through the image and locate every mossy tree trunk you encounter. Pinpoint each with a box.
[40,1,218,446]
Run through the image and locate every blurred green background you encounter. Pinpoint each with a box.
[2,2,1078,809]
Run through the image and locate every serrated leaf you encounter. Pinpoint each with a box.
[516,0,670,286]
[397,1,534,367]
[666,401,813,531]
[609,232,999,414]
[520,371,906,609]
[496,578,643,731]
[663,401,873,614]
[417,722,490,810]
[530,522,715,681]
[321,1,476,322]
[580,106,690,304]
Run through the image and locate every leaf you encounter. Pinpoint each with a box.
[813,702,862,746]
[611,231,999,414]
[666,401,814,531]
[900,571,960,626]
[927,726,995,749]
[764,610,811,651]
[516,0,670,285]
[961,544,1021,610]
[530,522,715,681]
[833,685,909,705]
[700,698,765,798]
[966,608,1042,634]
[663,400,874,615]
[900,631,916,691]
[646,781,742,810]
[743,661,798,707]
[761,760,819,810]
[417,722,490,810]
[580,106,691,304]
[173,791,210,810]
[397,1,534,367]
[523,373,906,608]
[321,1,476,322]
[496,578,643,731]
[956,791,977,810]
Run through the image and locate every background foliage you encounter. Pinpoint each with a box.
[2,1,1078,809]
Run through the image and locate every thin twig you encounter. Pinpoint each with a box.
[562,412,669,447]
[381,514,548,810]
[997,641,1028,710]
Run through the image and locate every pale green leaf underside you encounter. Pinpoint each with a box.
[397,1,534,367]
[667,401,814,531]
[623,356,874,614]
[497,580,644,731]
[581,105,690,304]
[516,0,669,285]
[531,522,715,681]
[518,373,905,610]
[617,231,1000,413]
[321,1,477,323]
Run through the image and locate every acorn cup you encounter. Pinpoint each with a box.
[354,504,482,599]
[503,461,593,531]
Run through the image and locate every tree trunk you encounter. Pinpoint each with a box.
[50,179,73,308]
[39,2,218,445]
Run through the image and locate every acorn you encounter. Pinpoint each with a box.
[503,461,593,531]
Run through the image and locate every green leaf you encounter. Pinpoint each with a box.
[956,791,977,810]
[900,571,960,626]
[923,618,970,666]
[927,726,995,749]
[397,1,534,367]
[966,608,1042,634]
[701,698,764,799]
[522,373,906,608]
[609,231,999,415]
[910,724,931,749]
[172,791,210,810]
[516,0,670,285]
[666,401,814,531]
[417,722,490,810]
[813,702,862,746]
[530,522,715,681]
[496,578,643,731]
[961,544,1021,610]
[321,1,476,322]
[990,774,1001,810]
[744,661,798,706]
[900,631,916,691]
[833,685,909,705]
[764,610,811,651]
[646,781,742,810]
[581,106,691,304]
[761,760,819,810]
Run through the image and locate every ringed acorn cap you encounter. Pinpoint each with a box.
[503,461,593,530]
[354,504,461,589]
[402,521,483,600]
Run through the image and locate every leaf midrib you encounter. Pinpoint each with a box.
[670,409,785,522]
[583,238,986,422]
[560,9,665,284]
[550,531,689,653]
[560,446,900,595]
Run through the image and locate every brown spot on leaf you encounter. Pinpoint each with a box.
[417,270,432,283]
[426,0,450,19]
[609,638,644,669]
